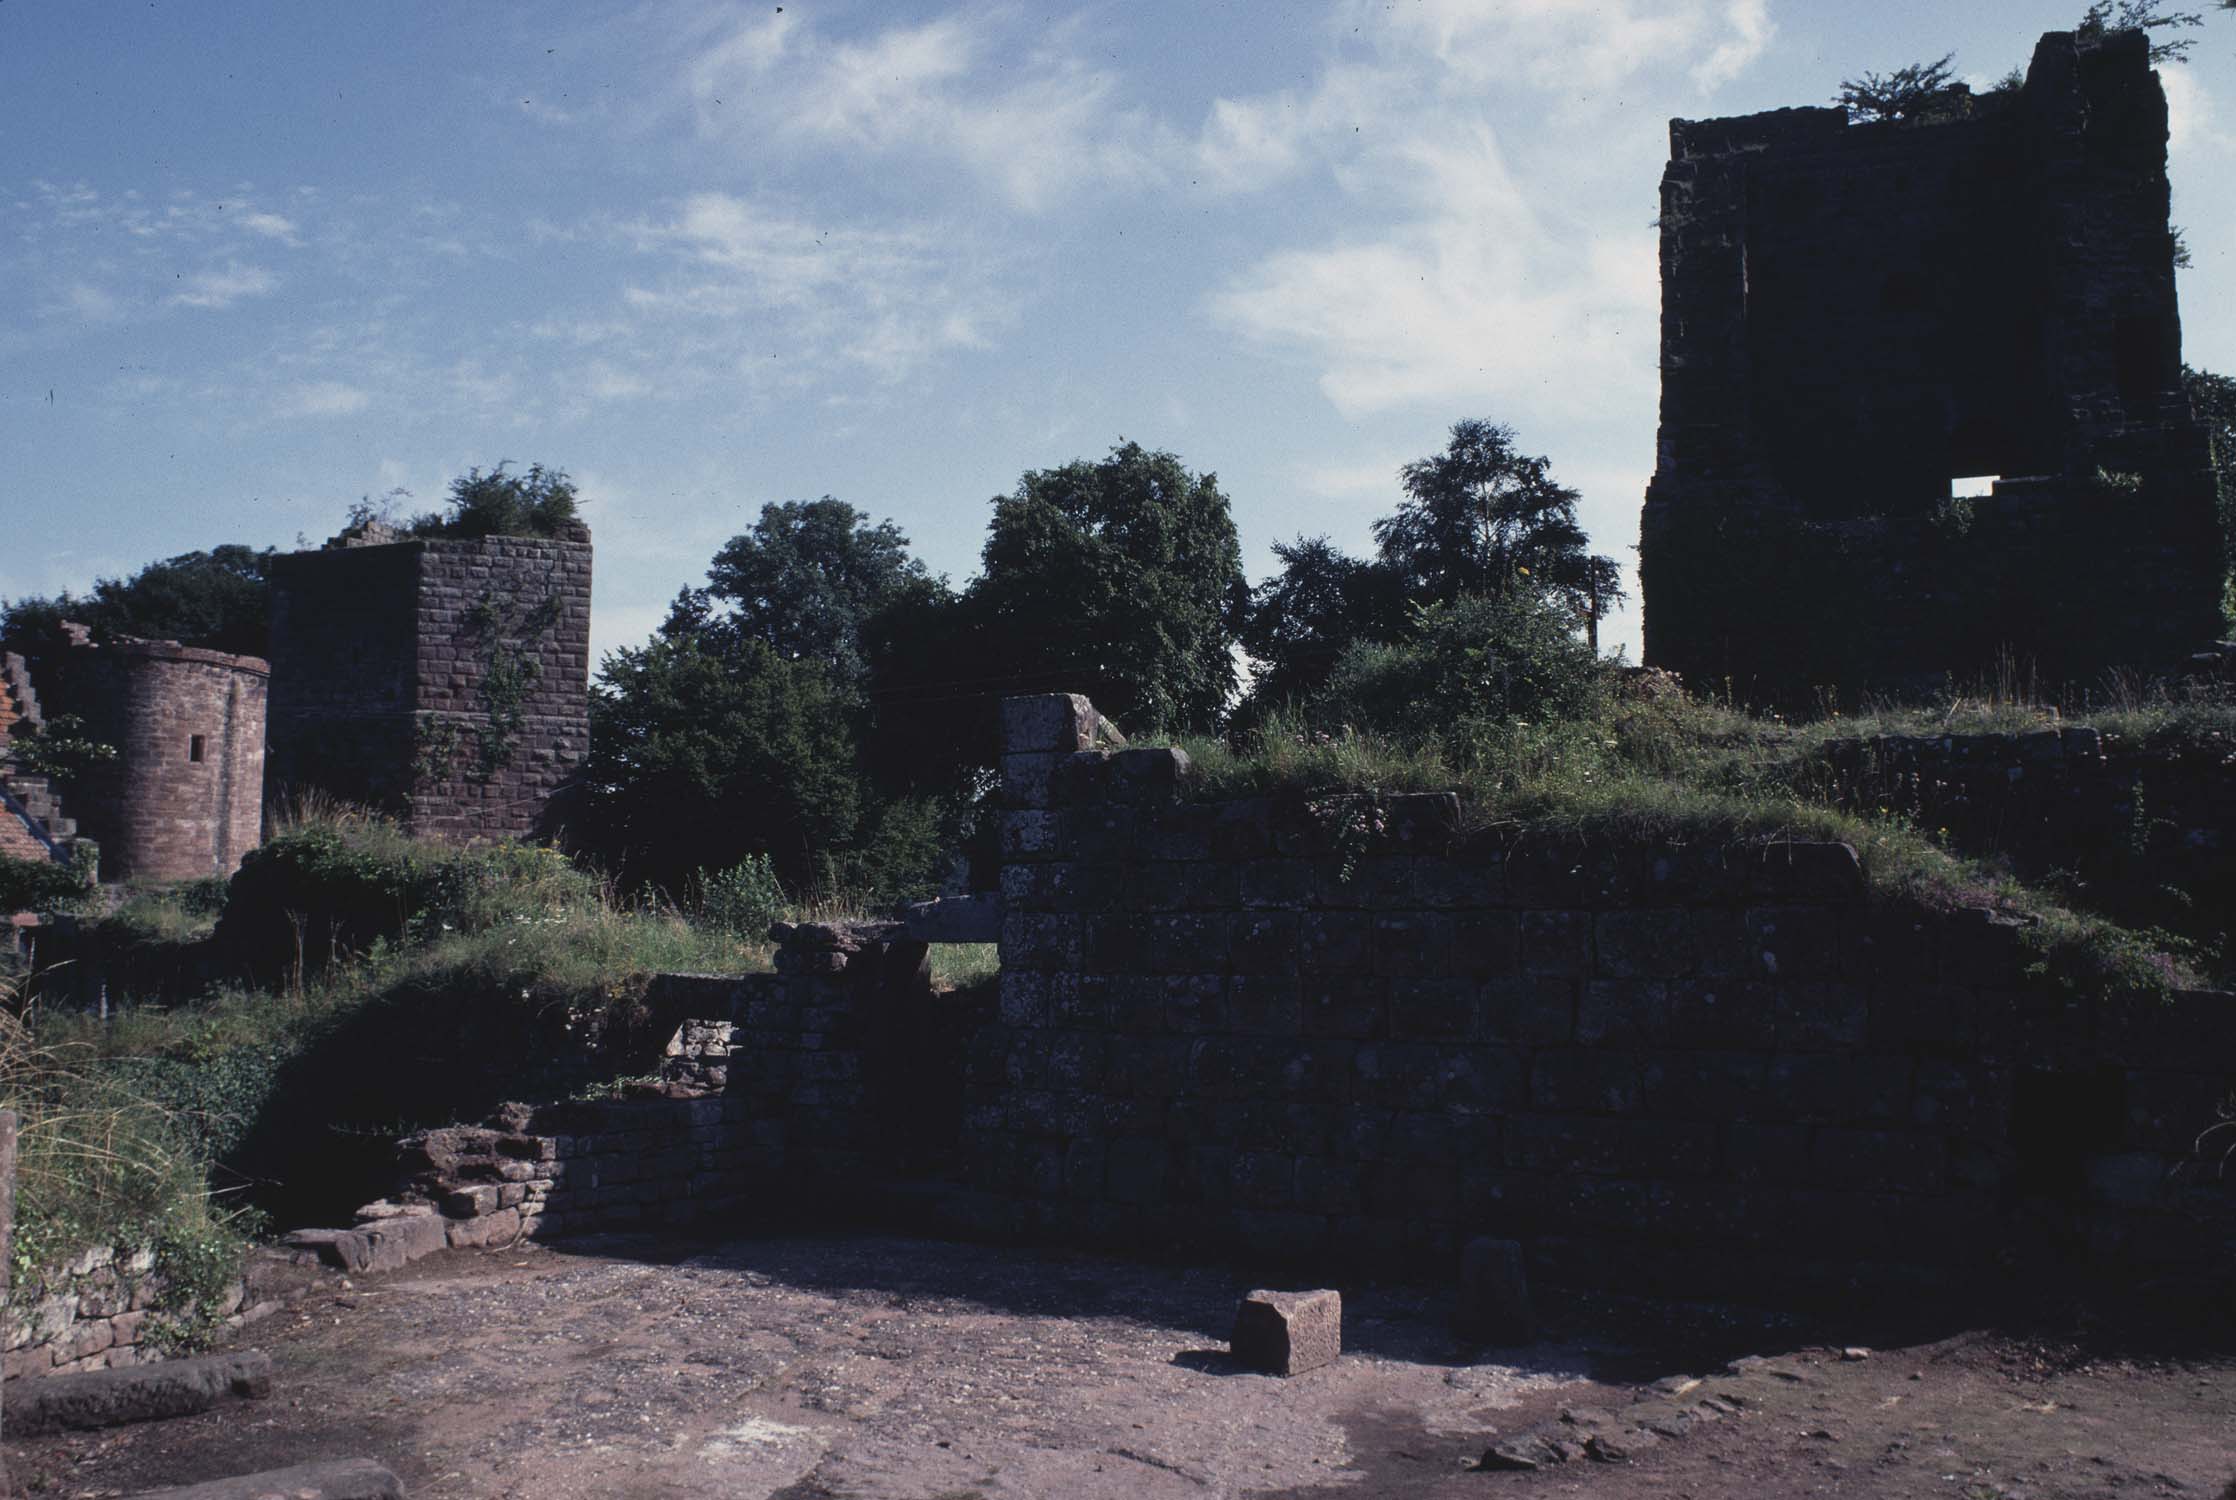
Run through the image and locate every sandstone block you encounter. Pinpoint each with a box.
[1230,1287,1342,1375]
[361,1211,448,1271]
[9,1350,272,1436]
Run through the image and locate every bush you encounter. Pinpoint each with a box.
[1317,590,1606,744]
[0,997,247,1322]
[0,851,95,915]
[690,855,786,939]
[215,813,600,980]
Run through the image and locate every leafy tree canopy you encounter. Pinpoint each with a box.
[1318,591,1607,745]
[577,633,866,895]
[1,544,275,658]
[1836,53,1962,123]
[1839,2,2223,124]
[1236,537,1409,720]
[675,498,943,687]
[968,441,1247,733]
[1375,418,1623,626]
[399,462,583,541]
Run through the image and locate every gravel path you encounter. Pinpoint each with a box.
[14,1233,2233,1499]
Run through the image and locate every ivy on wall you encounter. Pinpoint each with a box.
[412,585,566,792]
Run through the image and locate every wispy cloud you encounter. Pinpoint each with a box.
[612,191,1009,383]
[1199,0,1763,420]
[680,11,1168,212]
[171,262,277,309]
[279,380,369,417]
[57,283,124,323]
[234,209,300,243]
[2165,68,2236,157]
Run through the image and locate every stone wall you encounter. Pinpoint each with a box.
[393,1093,747,1243]
[958,694,2236,1297]
[70,641,269,882]
[347,695,2236,1304]
[266,529,591,840]
[3,1240,320,1380]
[1640,28,2223,698]
[1817,726,2236,917]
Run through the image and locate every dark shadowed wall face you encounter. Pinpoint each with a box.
[266,532,591,840]
[1641,28,2224,701]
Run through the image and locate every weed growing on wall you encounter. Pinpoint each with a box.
[463,589,564,783]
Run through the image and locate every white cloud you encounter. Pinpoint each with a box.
[2164,68,2235,157]
[1693,0,1773,93]
[280,380,369,417]
[1194,95,1309,192]
[616,191,1010,382]
[1342,0,1770,97]
[234,210,301,243]
[682,11,1166,212]
[59,283,124,322]
[1210,126,1657,418]
[584,362,651,402]
[170,262,277,309]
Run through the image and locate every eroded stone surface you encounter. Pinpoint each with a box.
[1231,1288,1342,1376]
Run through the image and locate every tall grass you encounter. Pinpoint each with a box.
[1157,679,2229,997]
[0,972,242,1308]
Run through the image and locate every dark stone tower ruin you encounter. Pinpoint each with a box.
[1640,28,2223,700]
[265,525,592,840]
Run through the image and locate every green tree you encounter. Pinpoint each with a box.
[1318,591,1606,744]
[1374,419,1622,632]
[1,544,275,658]
[681,498,943,688]
[577,634,865,895]
[966,441,1247,733]
[1237,537,1408,721]
[405,462,582,540]
[2077,1,2209,62]
[1836,53,1961,122]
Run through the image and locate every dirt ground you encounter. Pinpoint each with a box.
[12,1232,2234,1500]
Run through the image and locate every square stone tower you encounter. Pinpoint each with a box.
[265,525,592,839]
[1640,28,2223,700]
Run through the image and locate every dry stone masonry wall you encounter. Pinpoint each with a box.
[966,694,2236,1298]
[342,694,2235,1308]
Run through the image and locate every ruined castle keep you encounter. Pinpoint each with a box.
[1640,28,2224,699]
[1,637,268,883]
[71,641,269,883]
[265,524,592,840]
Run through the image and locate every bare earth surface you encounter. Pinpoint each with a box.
[12,1233,2234,1500]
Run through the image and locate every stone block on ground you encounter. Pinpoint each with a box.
[9,1350,272,1436]
[282,1227,375,1273]
[360,1211,449,1271]
[124,1457,405,1499]
[1457,1236,1535,1344]
[1230,1288,1341,1376]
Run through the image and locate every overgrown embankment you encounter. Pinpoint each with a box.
[1,810,768,1337]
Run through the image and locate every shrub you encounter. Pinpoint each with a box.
[690,854,786,939]
[0,851,95,915]
[1317,590,1606,744]
[215,813,600,980]
[0,995,247,1321]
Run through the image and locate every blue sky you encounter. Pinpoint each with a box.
[7,1,2234,668]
